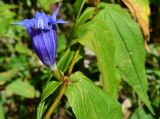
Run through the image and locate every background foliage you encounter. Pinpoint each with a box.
[0,0,160,119]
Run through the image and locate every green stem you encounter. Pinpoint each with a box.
[52,69,64,81]
[51,64,64,81]
[43,81,67,119]
[67,45,81,76]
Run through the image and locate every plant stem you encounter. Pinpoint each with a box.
[52,69,64,81]
[43,81,67,119]
[67,46,81,76]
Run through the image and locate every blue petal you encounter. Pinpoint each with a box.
[34,12,50,29]
[32,30,52,67]
[57,19,68,24]
[41,29,56,65]
[16,19,35,28]
[31,28,57,68]
[35,12,46,19]
[51,5,60,22]
[15,18,36,33]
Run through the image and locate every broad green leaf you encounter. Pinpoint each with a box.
[73,3,153,113]
[40,81,62,102]
[0,102,4,119]
[65,71,122,119]
[97,4,153,113]
[6,79,36,98]
[130,107,153,119]
[72,14,119,98]
[0,68,18,84]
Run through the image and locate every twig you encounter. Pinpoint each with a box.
[43,80,67,119]
[67,46,81,76]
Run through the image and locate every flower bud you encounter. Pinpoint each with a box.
[16,5,66,70]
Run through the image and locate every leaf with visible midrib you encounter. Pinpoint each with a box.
[40,81,62,102]
[65,71,122,119]
[97,4,153,113]
[72,3,153,113]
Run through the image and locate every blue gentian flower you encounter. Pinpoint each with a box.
[16,5,66,70]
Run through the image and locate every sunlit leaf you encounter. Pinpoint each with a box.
[72,7,120,98]
[122,0,150,51]
[97,4,153,113]
[40,81,62,102]
[65,71,122,119]
[72,3,153,113]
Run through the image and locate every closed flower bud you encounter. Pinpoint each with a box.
[16,5,66,70]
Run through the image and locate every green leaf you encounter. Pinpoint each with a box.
[73,3,153,113]
[6,79,36,98]
[0,68,18,84]
[70,7,95,41]
[72,13,120,98]
[0,102,4,119]
[130,107,154,119]
[65,71,122,119]
[122,0,150,48]
[37,101,46,119]
[15,43,32,56]
[57,34,66,53]
[58,48,75,73]
[0,4,15,36]
[75,7,95,28]
[97,3,153,113]
[0,4,16,11]
[40,81,62,102]
[58,44,83,73]
[74,0,87,18]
